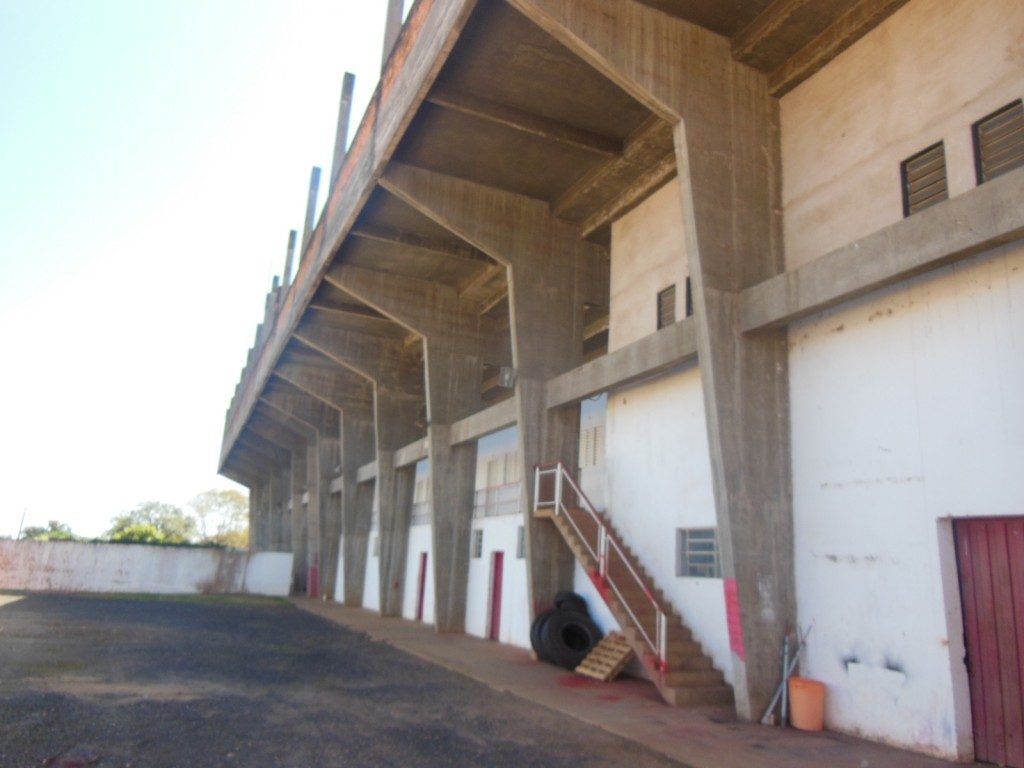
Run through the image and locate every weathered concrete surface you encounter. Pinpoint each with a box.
[742,166,1024,331]
[0,541,292,597]
[0,594,685,768]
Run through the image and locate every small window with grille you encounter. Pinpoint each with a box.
[657,284,676,329]
[901,142,948,217]
[516,526,525,559]
[973,100,1024,184]
[676,528,721,578]
[472,529,483,558]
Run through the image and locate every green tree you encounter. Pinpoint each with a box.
[106,502,198,544]
[108,522,166,544]
[21,520,78,541]
[188,489,249,549]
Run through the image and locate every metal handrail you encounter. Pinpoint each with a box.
[533,462,668,671]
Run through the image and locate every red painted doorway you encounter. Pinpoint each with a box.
[954,517,1024,768]
[489,551,504,641]
[415,552,428,622]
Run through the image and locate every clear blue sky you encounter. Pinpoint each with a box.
[0,0,402,537]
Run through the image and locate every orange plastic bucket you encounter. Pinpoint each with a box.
[788,677,826,731]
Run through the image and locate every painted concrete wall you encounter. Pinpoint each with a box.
[578,394,607,511]
[605,369,732,684]
[463,426,530,648]
[464,512,530,648]
[362,495,381,611]
[0,540,292,597]
[401,523,435,623]
[608,181,689,352]
[780,0,1024,269]
[789,241,1024,758]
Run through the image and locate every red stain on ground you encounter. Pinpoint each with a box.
[557,674,599,689]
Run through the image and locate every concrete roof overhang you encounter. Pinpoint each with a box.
[219,0,905,478]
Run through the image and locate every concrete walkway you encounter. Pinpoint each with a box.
[294,599,978,768]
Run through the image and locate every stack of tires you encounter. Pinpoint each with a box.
[530,590,602,670]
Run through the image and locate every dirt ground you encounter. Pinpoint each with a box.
[0,593,689,768]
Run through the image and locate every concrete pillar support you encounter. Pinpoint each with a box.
[294,314,425,614]
[508,0,794,719]
[290,449,308,593]
[338,413,376,606]
[325,263,490,631]
[380,162,609,619]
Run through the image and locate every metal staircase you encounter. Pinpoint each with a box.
[534,462,733,707]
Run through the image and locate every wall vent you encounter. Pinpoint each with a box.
[657,284,676,329]
[472,529,483,558]
[901,142,948,217]
[973,99,1024,184]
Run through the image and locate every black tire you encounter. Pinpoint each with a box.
[539,609,601,669]
[530,608,557,661]
[553,590,587,613]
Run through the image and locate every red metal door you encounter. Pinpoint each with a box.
[489,551,504,641]
[955,517,1024,767]
[415,552,428,622]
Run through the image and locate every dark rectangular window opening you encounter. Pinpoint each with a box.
[973,99,1024,184]
[657,284,676,329]
[676,528,721,578]
[684,276,693,318]
[901,142,948,217]
[472,529,484,559]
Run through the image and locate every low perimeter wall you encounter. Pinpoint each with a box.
[0,541,292,597]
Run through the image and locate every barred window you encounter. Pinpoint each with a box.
[676,528,721,578]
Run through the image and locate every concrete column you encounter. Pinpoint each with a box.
[339,413,375,606]
[290,449,308,593]
[294,312,426,615]
[278,463,292,552]
[380,163,608,617]
[374,387,423,616]
[508,0,795,719]
[305,429,338,598]
[248,483,262,552]
[323,265,491,630]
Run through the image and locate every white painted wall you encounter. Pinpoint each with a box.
[604,368,732,683]
[780,0,1024,268]
[790,242,1024,759]
[401,523,435,624]
[362,495,381,611]
[464,513,530,648]
[608,181,689,352]
[0,541,292,597]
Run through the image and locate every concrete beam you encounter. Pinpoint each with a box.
[350,223,489,265]
[742,167,1024,331]
[426,84,621,157]
[510,0,793,719]
[357,461,378,484]
[449,397,517,446]
[394,437,429,468]
[546,318,698,408]
[381,161,608,619]
[767,0,909,96]
[219,0,476,475]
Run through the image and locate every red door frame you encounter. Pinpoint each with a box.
[955,517,1024,768]
[415,552,428,622]
[489,551,504,641]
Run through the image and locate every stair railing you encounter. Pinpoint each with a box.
[534,462,668,671]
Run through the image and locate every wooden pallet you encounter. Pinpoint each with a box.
[575,632,634,681]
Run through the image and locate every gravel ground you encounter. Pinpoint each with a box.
[0,593,687,768]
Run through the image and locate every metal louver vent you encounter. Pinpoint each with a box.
[974,99,1024,184]
[657,284,676,329]
[901,142,948,217]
